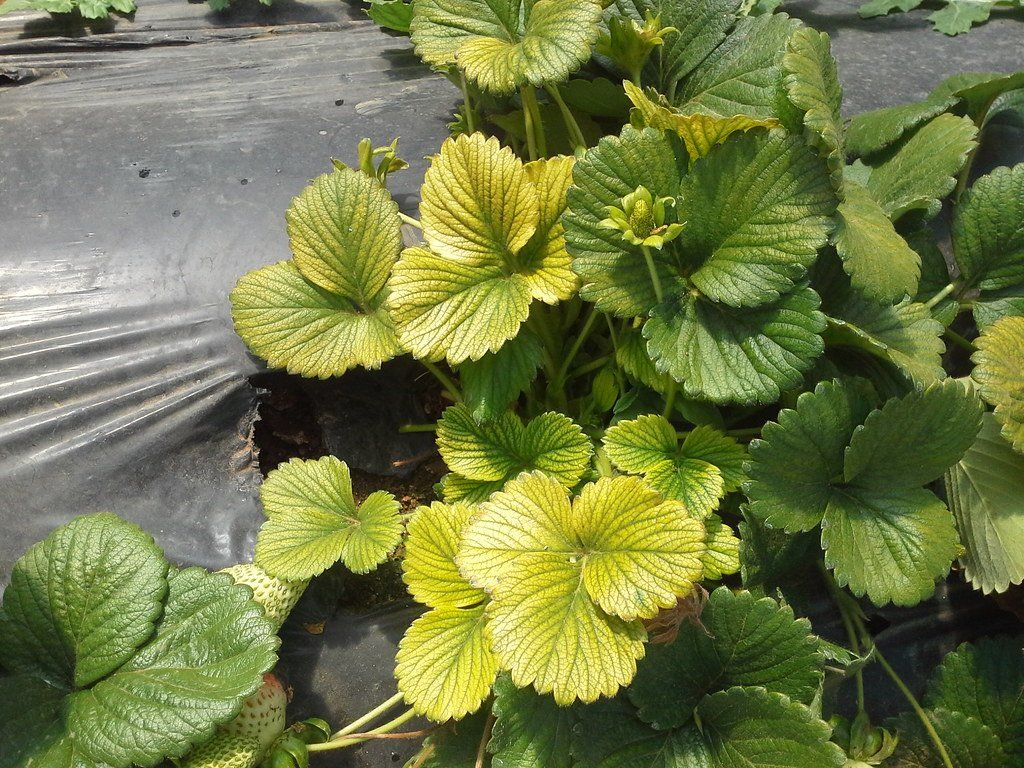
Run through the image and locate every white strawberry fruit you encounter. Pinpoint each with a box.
[220,563,307,629]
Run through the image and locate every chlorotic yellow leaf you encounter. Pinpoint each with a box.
[404,502,487,609]
[974,316,1024,452]
[702,515,742,581]
[396,605,499,722]
[255,457,402,580]
[624,81,779,160]
[520,155,579,302]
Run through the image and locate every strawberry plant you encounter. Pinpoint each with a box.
[3,1,1024,767]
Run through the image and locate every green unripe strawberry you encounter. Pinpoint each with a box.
[182,734,263,768]
[220,563,307,629]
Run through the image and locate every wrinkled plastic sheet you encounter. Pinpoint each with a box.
[1,1,1022,763]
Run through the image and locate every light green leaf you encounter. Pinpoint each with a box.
[745,380,980,605]
[254,456,402,580]
[616,326,673,393]
[889,708,1006,768]
[410,0,603,94]
[231,166,403,378]
[403,501,487,609]
[782,27,844,184]
[390,137,576,364]
[0,513,167,691]
[67,567,279,768]
[565,125,688,317]
[824,293,945,386]
[952,163,1024,298]
[644,285,826,406]
[843,380,983,489]
[845,95,957,160]
[832,181,922,303]
[927,636,1024,761]
[696,687,847,768]
[624,81,778,161]
[603,416,745,517]
[946,414,1024,596]
[458,472,707,703]
[231,261,401,379]
[437,405,592,499]
[821,485,960,606]
[629,588,824,729]
[366,0,412,32]
[929,1,993,35]
[863,113,978,220]
[396,604,499,722]
[974,316,1024,451]
[679,130,836,308]
[677,13,802,121]
[489,673,576,768]
[701,516,741,580]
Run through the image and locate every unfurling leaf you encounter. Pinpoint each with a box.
[458,472,707,704]
[255,456,402,580]
[745,379,983,605]
[389,136,577,364]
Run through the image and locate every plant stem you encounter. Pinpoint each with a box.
[663,380,677,419]
[331,692,405,739]
[569,354,613,380]
[399,423,437,433]
[421,360,463,403]
[604,313,628,392]
[460,70,477,134]
[556,306,600,386]
[545,84,586,151]
[308,708,419,752]
[629,65,642,87]
[475,710,496,768]
[520,85,547,160]
[944,328,977,354]
[924,281,957,310]
[399,212,423,230]
[819,563,866,714]
[640,245,665,304]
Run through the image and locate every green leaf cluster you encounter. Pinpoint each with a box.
[0,513,279,768]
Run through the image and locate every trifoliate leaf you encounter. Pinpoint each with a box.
[231,261,401,379]
[952,164,1024,311]
[366,0,412,32]
[398,503,497,722]
[746,379,982,605]
[0,513,167,691]
[489,674,576,768]
[889,708,1006,768]
[696,687,846,768]
[832,181,922,303]
[0,521,279,768]
[946,414,1024,596]
[644,284,826,406]
[437,406,592,503]
[389,136,576,364]
[458,472,707,703]
[255,456,401,580]
[624,81,779,160]
[566,126,689,317]
[845,95,958,160]
[679,129,835,308]
[603,416,745,516]
[782,27,844,184]
[676,13,802,122]
[863,113,978,220]
[396,604,499,722]
[608,0,742,98]
[974,317,1024,451]
[927,636,1024,761]
[404,502,486,609]
[410,0,603,94]
[459,331,543,422]
[629,587,824,729]
[823,292,945,386]
[231,166,403,378]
